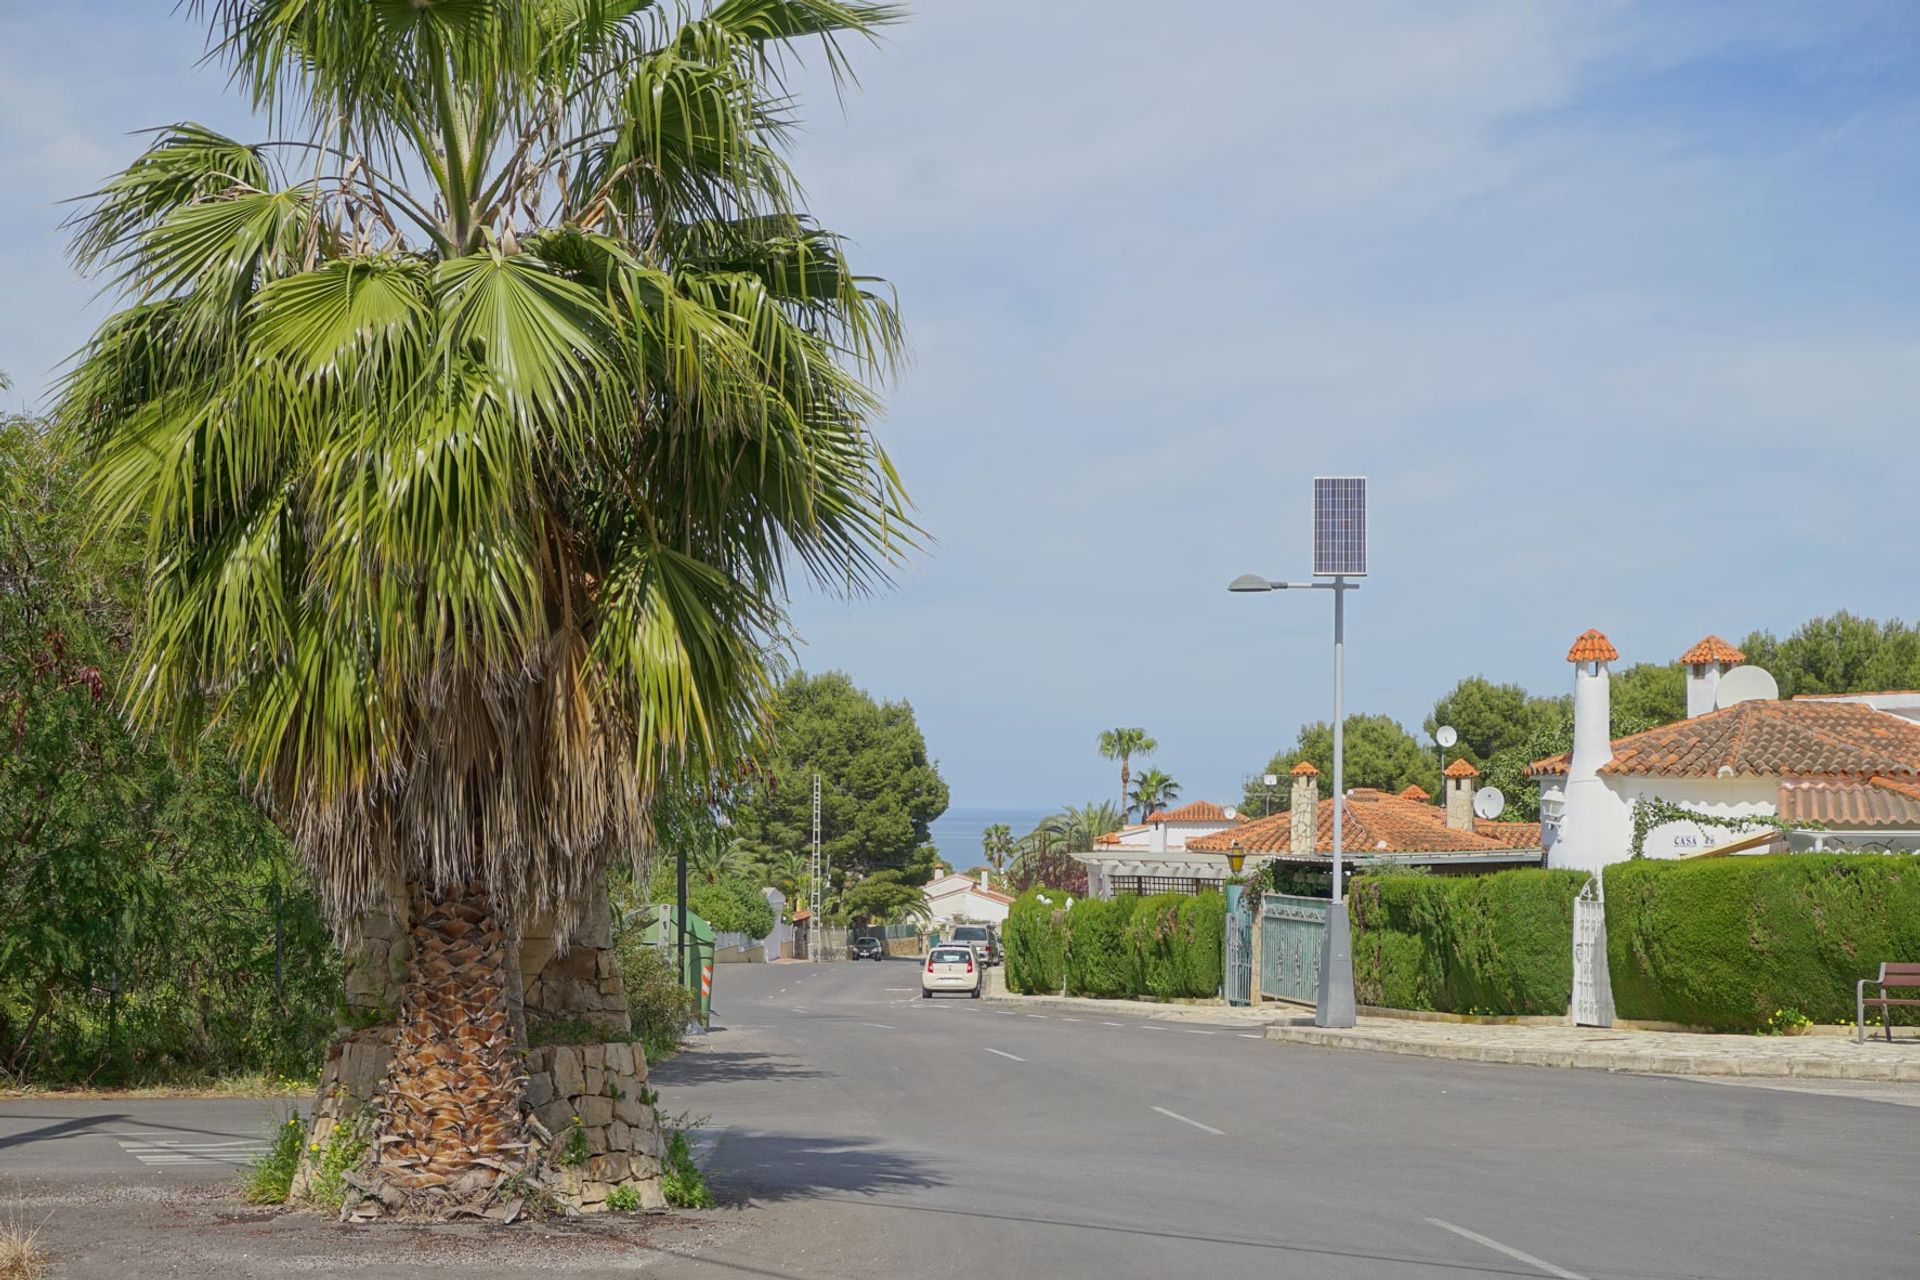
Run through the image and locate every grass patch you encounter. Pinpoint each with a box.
[661,1127,713,1209]
[241,1113,306,1204]
[604,1183,640,1212]
[0,1203,50,1280]
[309,1113,371,1215]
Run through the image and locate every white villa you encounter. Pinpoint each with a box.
[921,872,1014,926]
[1530,630,1920,870]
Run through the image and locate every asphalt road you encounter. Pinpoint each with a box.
[649,958,1920,1280]
[3,961,1916,1278]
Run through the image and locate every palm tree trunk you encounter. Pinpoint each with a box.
[1121,759,1131,822]
[360,880,528,1217]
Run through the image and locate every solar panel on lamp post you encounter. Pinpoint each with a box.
[1226,477,1364,1030]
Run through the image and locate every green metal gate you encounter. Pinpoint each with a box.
[1260,893,1327,1005]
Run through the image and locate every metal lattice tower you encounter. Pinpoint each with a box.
[808,773,823,960]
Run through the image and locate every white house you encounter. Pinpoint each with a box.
[921,873,1013,926]
[1530,630,1920,871]
[1075,800,1249,897]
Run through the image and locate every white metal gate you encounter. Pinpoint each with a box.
[1571,873,1614,1027]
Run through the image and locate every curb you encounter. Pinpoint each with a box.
[979,992,1280,1027]
[1263,1026,1920,1082]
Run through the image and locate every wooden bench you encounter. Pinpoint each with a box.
[1856,963,1920,1042]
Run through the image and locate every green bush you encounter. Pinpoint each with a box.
[1349,869,1587,1015]
[688,879,776,939]
[1605,855,1920,1030]
[1176,893,1226,998]
[1065,898,1132,997]
[1006,887,1227,1001]
[612,930,699,1065]
[1004,887,1071,994]
[1123,894,1180,997]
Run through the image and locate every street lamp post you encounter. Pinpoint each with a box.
[1228,571,1360,1029]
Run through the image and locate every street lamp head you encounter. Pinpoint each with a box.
[1225,840,1247,875]
[1228,574,1275,593]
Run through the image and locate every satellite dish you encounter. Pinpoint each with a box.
[1223,807,1238,820]
[1714,665,1780,710]
[1472,786,1505,820]
[1435,726,1458,748]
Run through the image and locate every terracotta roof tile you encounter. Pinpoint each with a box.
[1475,820,1546,849]
[1399,784,1431,801]
[1679,635,1746,666]
[1187,789,1535,856]
[1290,761,1320,776]
[1525,699,1920,780]
[1143,800,1243,824]
[1777,776,1920,827]
[1442,758,1480,778]
[1566,629,1619,662]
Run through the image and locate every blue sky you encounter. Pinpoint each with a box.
[4,3,1919,811]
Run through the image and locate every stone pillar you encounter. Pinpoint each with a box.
[1289,762,1319,856]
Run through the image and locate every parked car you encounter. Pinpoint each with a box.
[946,924,1000,966]
[851,935,886,961]
[922,945,982,998]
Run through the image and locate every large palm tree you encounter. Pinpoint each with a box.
[62,0,908,1217]
[1128,767,1179,820]
[1097,727,1155,821]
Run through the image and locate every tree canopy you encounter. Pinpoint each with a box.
[1740,613,1920,697]
[1241,714,1436,812]
[730,671,949,885]
[1,408,336,1083]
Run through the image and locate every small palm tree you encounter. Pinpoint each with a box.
[63,0,908,1217]
[1098,727,1156,821]
[1129,768,1179,820]
[760,850,810,903]
[688,832,749,885]
[980,823,1013,876]
[1055,800,1123,851]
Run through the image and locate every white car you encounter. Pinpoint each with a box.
[922,944,983,998]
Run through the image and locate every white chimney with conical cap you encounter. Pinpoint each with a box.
[1680,635,1745,718]
[1551,629,1628,873]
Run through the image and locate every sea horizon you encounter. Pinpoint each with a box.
[927,804,1055,871]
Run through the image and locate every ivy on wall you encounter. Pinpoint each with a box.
[1628,798,1818,859]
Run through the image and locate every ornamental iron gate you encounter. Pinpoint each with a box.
[1571,873,1614,1027]
[1224,889,1253,1006]
[1260,893,1328,1005]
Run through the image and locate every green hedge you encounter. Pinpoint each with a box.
[1605,855,1920,1030]
[1006,889,1227,1000]
[1349,869,1587,1015]
[1004,887,1072,994]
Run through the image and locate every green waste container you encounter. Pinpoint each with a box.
[641,905,716,1024]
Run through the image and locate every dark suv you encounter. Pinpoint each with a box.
[850,935,886,961]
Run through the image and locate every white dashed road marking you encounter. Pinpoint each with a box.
[1426,1219,1588,1280]
[118,1139,267,1167]
[1150,1107,1223,1136]
[983,1048,1026,1062]
[1239,1033,1264,1039]
[860,1022,895,1030]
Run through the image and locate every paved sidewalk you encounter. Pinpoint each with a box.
[1266,1017,1920,1081]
